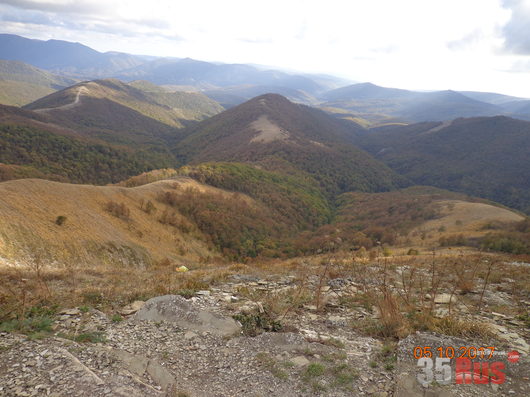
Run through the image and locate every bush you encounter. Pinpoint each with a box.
[233,312,282,336]
[55,215,67,226]
[140,199,157,215]
[439,234,467,247]
[105,201,130,219]
[480,233,530,254]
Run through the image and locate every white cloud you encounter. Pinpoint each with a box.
[1,0,529,96]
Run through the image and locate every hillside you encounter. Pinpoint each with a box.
[129,81,224,120]
[355,116,530,213]
[0,34,147,77]
[1,173,525,267]
[0,164,329,263]
[0,121,170,184]
[0,177,220,267]
[294,186,525,253]
[0,60,77,106]
[174,94,407,197]
[23,79,222,146]
[321,83,504,124]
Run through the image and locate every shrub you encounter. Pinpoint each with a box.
[439,234,467,247]
[140,199,157,215]
[111,314,123,323]
[105,201,130,219]
[55,215,67,226]
[480,233,530,254]
[233,312,282,336]
[71,332,106,343]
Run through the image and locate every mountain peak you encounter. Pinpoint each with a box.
[249,93,291,106]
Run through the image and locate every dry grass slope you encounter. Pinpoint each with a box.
[0,177,237,268]
[416,200,524,242]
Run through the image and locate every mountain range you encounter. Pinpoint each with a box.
[322,82,530,124]
[0,32,529,262]
[4,33,530,124]
[0,33,147,77]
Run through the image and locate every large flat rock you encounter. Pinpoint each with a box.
[134,295,241,337]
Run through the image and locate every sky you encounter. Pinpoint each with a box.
[1,0,530,97]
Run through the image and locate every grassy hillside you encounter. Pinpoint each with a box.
[175,94,407,197]
[0,177,219,267]
[23,79,223,147]
[128,79,224,119]
[0,81,55,107]
[0,60,77,106]
[356,116,530,214]
[0,165,327,263]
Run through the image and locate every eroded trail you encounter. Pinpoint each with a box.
[34,86,88,113]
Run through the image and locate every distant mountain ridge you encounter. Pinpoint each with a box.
[0,34,146,77]
[321,82,505,123]
[0,34,344,105]
[321,82,530,124]
[3,33,530,123]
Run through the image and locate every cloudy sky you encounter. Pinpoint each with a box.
[1,0,530,97]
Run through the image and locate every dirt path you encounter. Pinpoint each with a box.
[34,86,88,113]
[421,119,453,135]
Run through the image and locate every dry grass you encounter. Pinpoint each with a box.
[0,177,228,268]
[331,251,528,340]
[410,200,524,247]
[0,258,236,321]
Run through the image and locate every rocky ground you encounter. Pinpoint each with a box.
[1,268,528,396]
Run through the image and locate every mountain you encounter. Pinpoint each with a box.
[459,91,530,121]
[322,82,413,102]
[23,79,222,146]
[0,60,77,106]
[115,57,326,93]
[128,80,224,120]
[321,83,504,124]
[203,85,316,108]
[459,91,525,105]
[174,93,408,197]
[0,34,147,77]
[115,57,337,105]
[354,116,530,213]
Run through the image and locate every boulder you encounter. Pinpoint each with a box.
[434,293,457,304]
[120,300,145,316]
[134,295,241,336]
